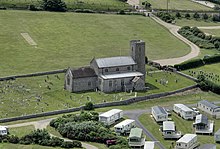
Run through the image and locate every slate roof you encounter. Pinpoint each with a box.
[100,72,143,80]
[199,100,220,109]
[194,114,208,125]
[70,67,96,79]
[152,106,168,115]
[114,119,135,128]
[174,104,193,112]
[95,56,136,68]
[129,128,143,139]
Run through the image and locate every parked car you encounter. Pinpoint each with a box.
[192,107,200,115]
[106,140,116,147]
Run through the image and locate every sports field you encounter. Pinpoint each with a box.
[0,10,190,77]
[142,0,212,11]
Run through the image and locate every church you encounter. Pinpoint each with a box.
[64,40,146,93]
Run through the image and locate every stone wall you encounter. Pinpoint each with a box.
[0,69,66,81]
[0,84,198,123]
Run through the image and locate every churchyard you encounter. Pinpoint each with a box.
[0,10,191,77]
[0,69,195,118]
[183,63,220,84]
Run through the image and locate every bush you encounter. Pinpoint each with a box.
[193,12,200,20]
[174,58,204,70]
[8,135,19,144]
[176,12,181,19]
[185,13,191,19]
[84,102,94,110]
[157,12,175,23]
[61,141,75,148]
[202,13,209,20]
[42,0,67,12]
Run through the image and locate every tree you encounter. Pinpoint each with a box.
[185,13,190,19]
[84,102,94,110]
[42,0,67,12]
[193,12,200,20]
[202,13,209,21]
[175,12,181,19]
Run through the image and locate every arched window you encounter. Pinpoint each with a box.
[127,66,130,70]
[116,68,119,71]
[67,75,70,85]
[105,69,108,72]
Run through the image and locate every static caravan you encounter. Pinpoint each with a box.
[162,121,181,139]
[151,106,168,122]
[144,141,155,149]
[215,129,220,142]
[129,128,145,148]
[175,134,198,149]
[197,100,220,119]
[114,119,135,134]
[193,114,214,134]
[173,104,194,120]
[99,109,123,126]
[0,126,8,135]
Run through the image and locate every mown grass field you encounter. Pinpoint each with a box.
[139,109,220,148]
[0,10,190,77]
[0,0,131,11]
[141,0,212,10]
[9,125,35,137]
[175,18,220,27]
[0,70,195,118]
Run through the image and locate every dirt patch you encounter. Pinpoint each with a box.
[21,33,37,46]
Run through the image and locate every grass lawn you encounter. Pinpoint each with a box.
[0,69,195,118]
[175,18,220,27]
[0,0,131,11]
[141,0,212,11]
[0,143,71,149]
[139,111,220,148]
[0,10,190,77]
[196,48,220,59]
[202,29,220,36]
[9,125,35,137]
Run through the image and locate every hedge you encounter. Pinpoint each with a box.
[174,58,204,70]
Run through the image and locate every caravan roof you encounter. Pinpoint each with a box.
[163,121,175,131]
[99,109,122,118]
[199,100,220,109]
[177,134,197,144]
[174,104,193,112]
[152,106,167,115]
[114,119,135,128]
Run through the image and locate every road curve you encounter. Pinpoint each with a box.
[198,26,220,29]
[150,14,200,66]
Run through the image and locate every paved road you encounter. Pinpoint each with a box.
[198,26,220,29]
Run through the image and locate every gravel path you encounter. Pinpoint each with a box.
[198,26,220,29]
[150,14,200,66]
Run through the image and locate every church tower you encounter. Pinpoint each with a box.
[130,40,146,77]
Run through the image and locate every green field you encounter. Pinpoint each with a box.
[139,111,220,148]
[9,125,35,137]
[175,18,220,27]
[202,29,220,36]
[0,70,195,118]
[0,0,131,11]
[142,0,212,10]
[0,10,190,77]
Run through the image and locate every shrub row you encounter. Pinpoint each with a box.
[174,54,220,70]
[50,111,130,148]
[156,12,175,23]
[0,129,82,148]
[178,26,220,50]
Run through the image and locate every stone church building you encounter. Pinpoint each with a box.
[64,40,146,93]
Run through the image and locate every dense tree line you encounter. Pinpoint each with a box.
[0,129,82,148]
[50,111,130,148]
[178,26,220,49]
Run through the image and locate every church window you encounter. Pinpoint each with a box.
[67,75,70,85]
[127,66,130,70]
[116,68,119,71]
[109,80,112,87]
[105,69,108,72]
[88,81,91,87]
